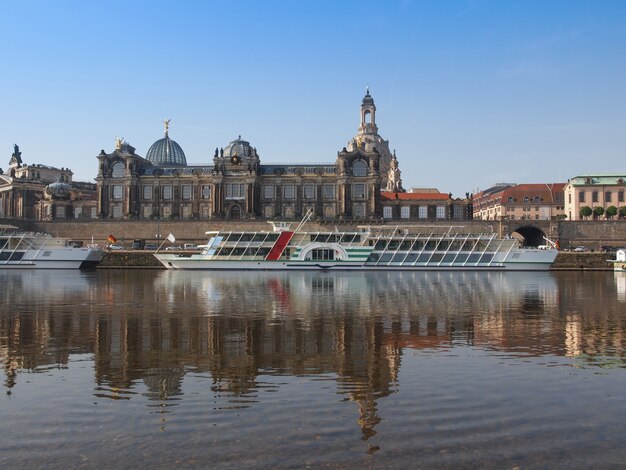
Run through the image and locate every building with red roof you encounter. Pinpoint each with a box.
[380,189,472,221]
[473,183,565,221]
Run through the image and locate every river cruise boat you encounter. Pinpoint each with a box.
[0,225,103,269]
[154,216,558,272]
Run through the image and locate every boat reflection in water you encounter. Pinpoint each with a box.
[0,270,625,465]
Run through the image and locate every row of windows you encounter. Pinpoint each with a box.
[383,206,448,219]
[113,185,213,201]
[262,184,354,200]
[111,183,370,201]
[508,196,542,203]
[110,160,368,179]
[577,190,625,203]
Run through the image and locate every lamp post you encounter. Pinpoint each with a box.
[155,179,161,242]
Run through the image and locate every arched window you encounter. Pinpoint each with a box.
[364,110,371,124]
[112,162,125,178]
[352,160,368,177]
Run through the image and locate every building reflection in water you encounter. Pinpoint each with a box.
[1,269,625,439]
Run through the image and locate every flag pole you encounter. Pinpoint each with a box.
[156,232,175,252]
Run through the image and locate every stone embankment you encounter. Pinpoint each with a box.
[97,251,616,270]
[550,252,614,270]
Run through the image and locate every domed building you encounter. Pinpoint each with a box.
[94,94,471,223]
[145,120,187,167]
[0,144,98,221]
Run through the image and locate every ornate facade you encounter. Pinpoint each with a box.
[0,144,98,220]
[96,91,471,222]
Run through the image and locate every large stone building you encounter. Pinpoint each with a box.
[473,183,566,221]
[0,144,98,220]
[95,91,471,223]
[563,174,626,220]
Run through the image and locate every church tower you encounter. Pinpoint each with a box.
[359,88,378,135]
[347,89,394,188]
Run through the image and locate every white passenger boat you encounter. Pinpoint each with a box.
[154,214,558,271]
[612,248,626,271]
[0,225,103,269]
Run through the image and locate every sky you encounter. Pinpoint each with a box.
[1,0,625,197]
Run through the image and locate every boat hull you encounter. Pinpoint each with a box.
[154,252,556,272]
[0,247,103,269]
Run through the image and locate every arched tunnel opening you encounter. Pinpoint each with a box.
[511,225,547,247]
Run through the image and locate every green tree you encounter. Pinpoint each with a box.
[619,206,626,218]
[605,206,618,219]
[579,206,592,219]
[593,206,605,218]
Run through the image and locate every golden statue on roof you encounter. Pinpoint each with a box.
[164,119,171,137]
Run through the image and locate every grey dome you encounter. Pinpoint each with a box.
[223,136,253,158]
[146,124,187,166]
[45,180,72,199]
[146,136,186,166]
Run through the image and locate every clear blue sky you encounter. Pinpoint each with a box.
[2,0,625,197]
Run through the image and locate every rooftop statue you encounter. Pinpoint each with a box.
[385,151,404,192]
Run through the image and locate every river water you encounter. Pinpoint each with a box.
[1,269,625,469]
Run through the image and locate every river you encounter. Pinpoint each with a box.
[1,270,625,469]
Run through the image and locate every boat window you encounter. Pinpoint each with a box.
[462,241,476,251]
[374,240,387,250]
[404,253,418,262]
[252,234,267,242]
[266,234,280,242]
[391,254,406,263]
[425,240,438,250]
[449,241,463,251]
[411,240,424,251]
[340,234,356,243]
[438,241,449,251]
[388,240,399,250]
[240,234,253,242]
[479,254,494,263]
[366,253,379,262]
[0,252,24,261]
[400,241,412,251]
[417,253,431,263]
[310,248,335,260]
[430,253,443,262]
[379,253,393,263]
[226,233,243,242]
[467,254,481,263]
[455,253,469,263]
[442,254,457,263]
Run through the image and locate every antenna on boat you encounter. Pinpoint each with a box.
[295,208,314,232]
